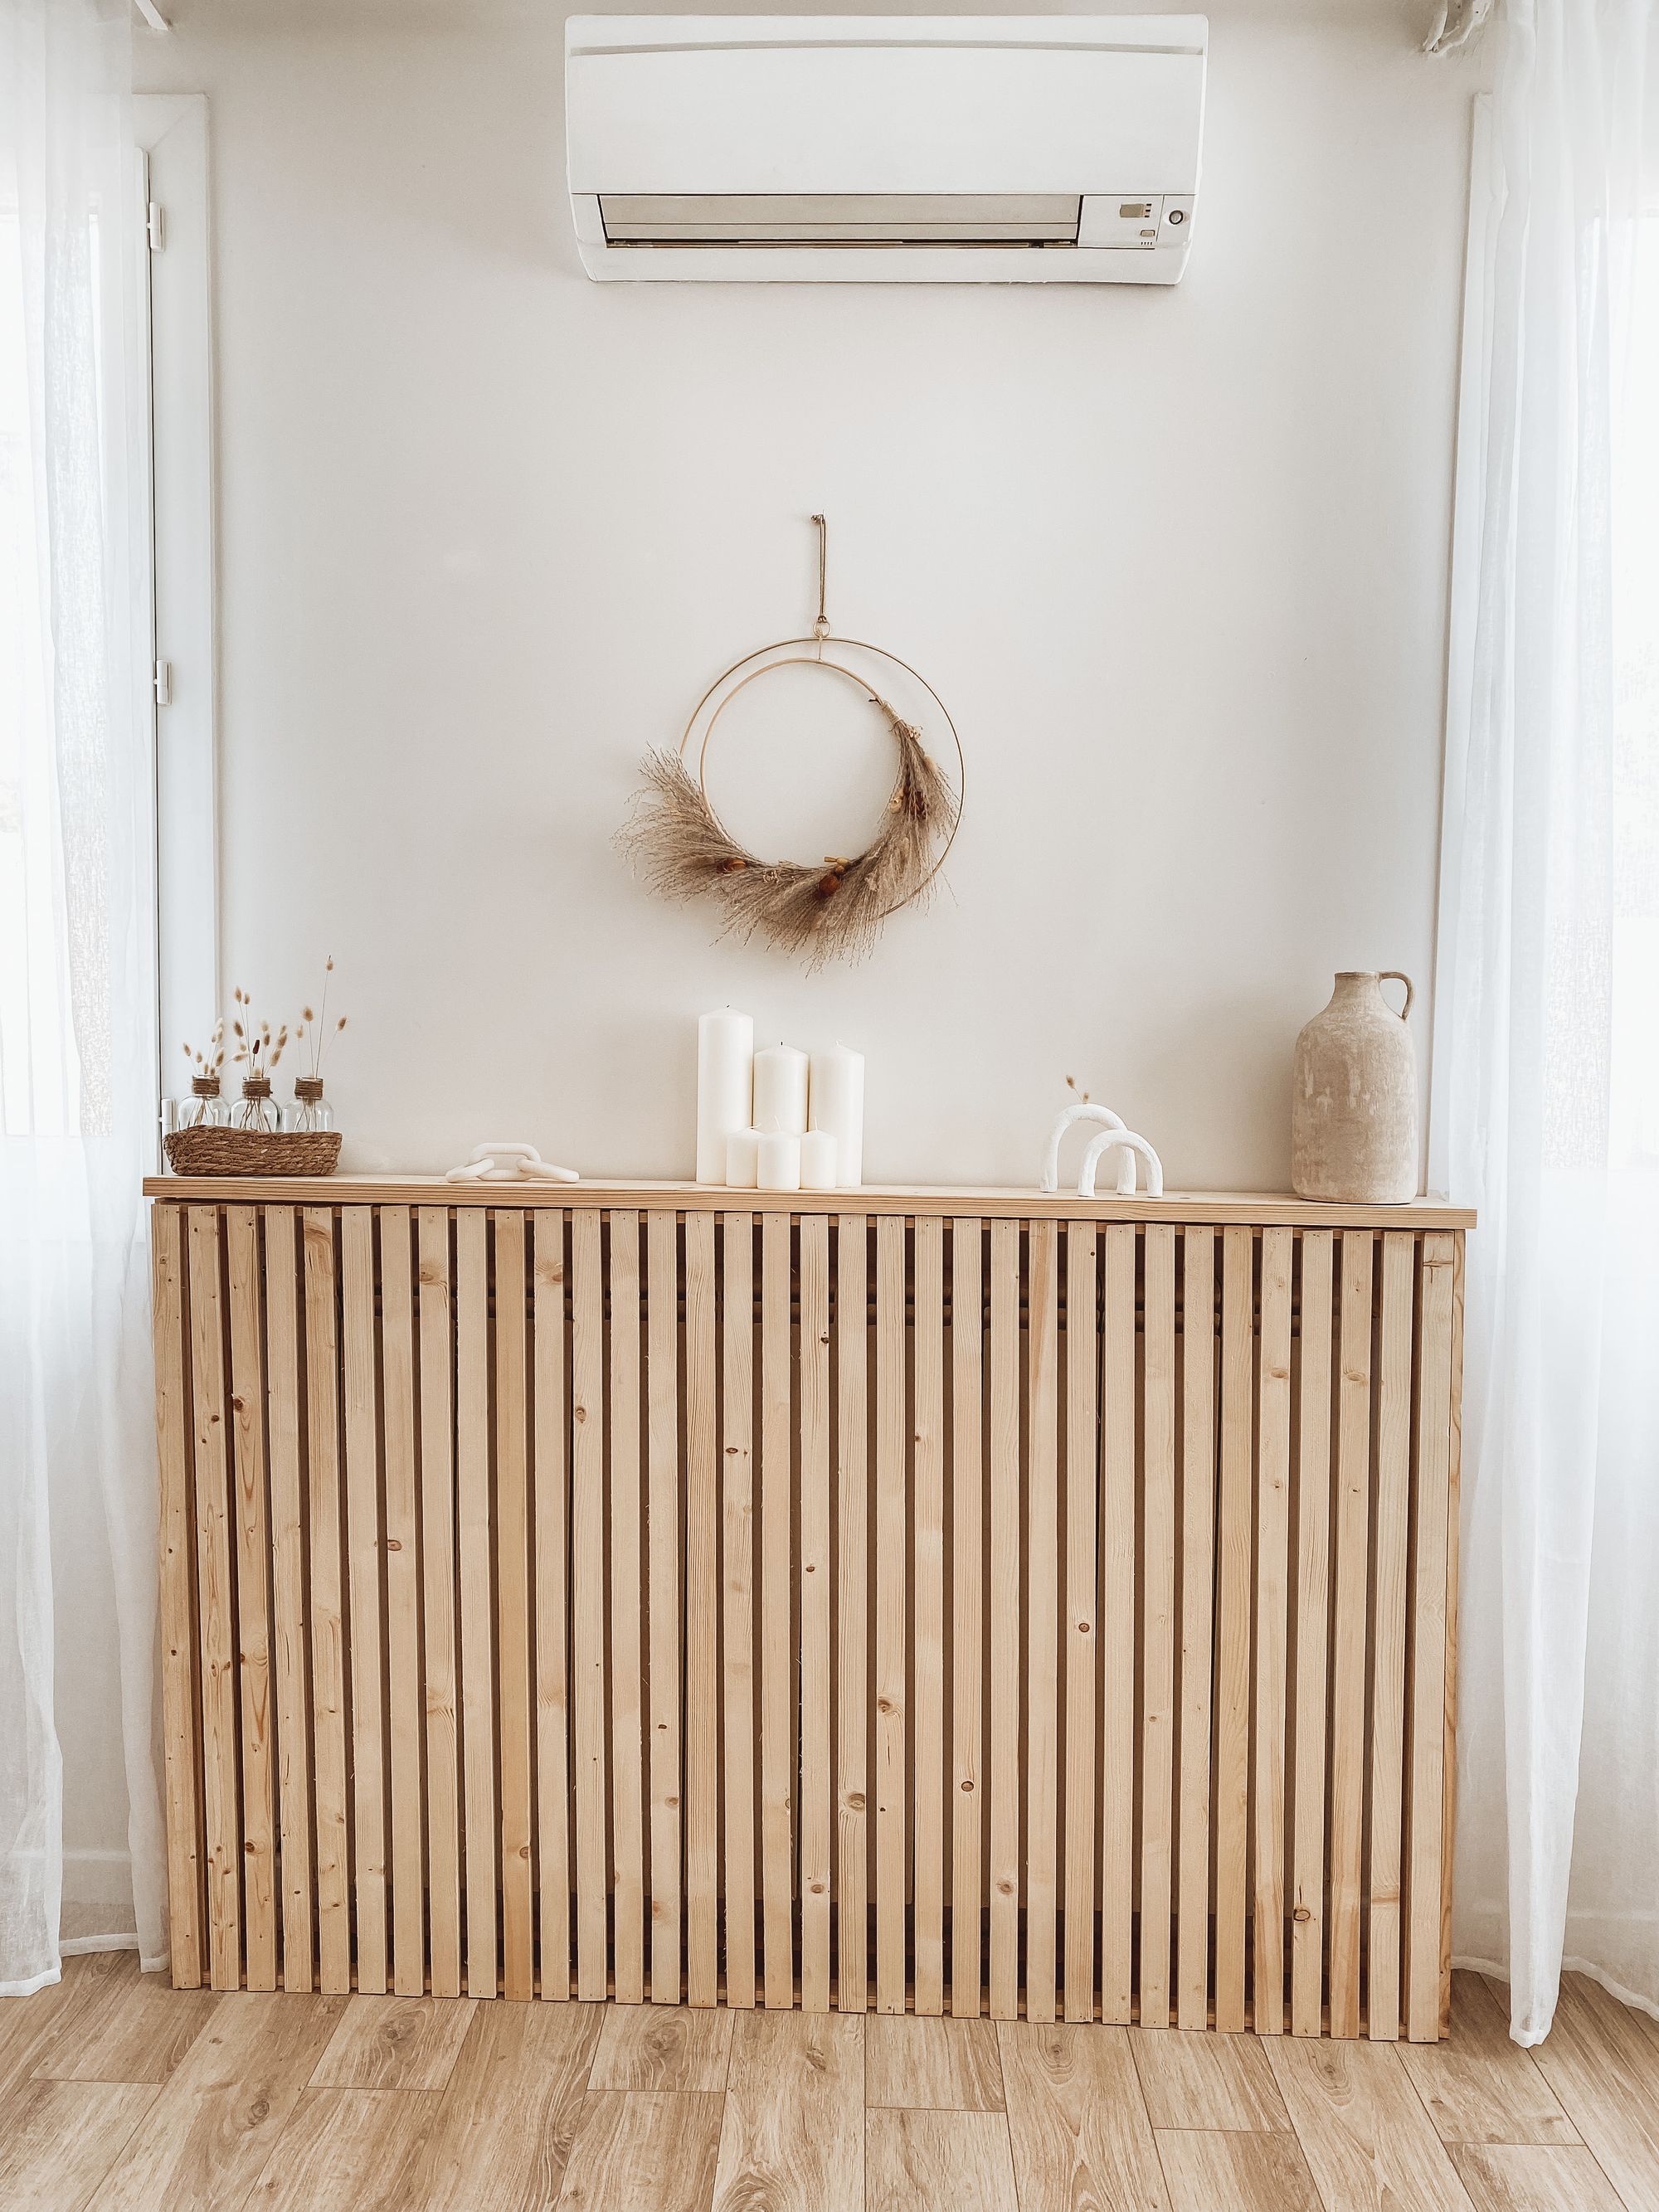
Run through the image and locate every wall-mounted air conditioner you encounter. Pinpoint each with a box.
[565,15,1208,285]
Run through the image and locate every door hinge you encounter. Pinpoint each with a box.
[147,201,165,252]
[153,659,172,707]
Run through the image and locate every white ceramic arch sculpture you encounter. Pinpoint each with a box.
[1039,1101,1127,1194]
[1078,1126,1165,1198]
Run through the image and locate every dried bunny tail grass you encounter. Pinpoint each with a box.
[620,717,957,970]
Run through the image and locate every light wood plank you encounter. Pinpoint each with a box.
[1062,1222,1097,2024]
[1529,1974,1659,2210]
[417,1205,462,2001]
[312,1995,478,2092]
[1254,1226,1293,2035]
[557,2090,726,2212]
[494,1210,535,2003]
[609,1211,646,2007]
[912,1216,947,2017]
[1328,1231,1375,2039]
[339,1204,388,1997]
[379,1208,426,1999]
[1448,2143,1626,2212]
[152,1206,204,1991]
[224,1205,276,1992]
[186,1205,241,1991]
[684,1212,722,2009]
[836,1215,869,2016]
[303,1207,352,1995]
[998,2021,1170,2212]
[1157,2128,1323,2212]
[1407,1232,1457,2042]
[873,1213,909,2016]
[722,1213,758,2013]
[1368,1229,1415,2042]
[1131,2025,1292,2131]
[1024,1218,1060,2025]
[864,2015,1005,2111]
[711,2010,864,2212]
[1266,2035,1475,2212]
[1176,1227,1216,2034]
[32,1970,217,2086]
[1101,1223,1137,2025]
[263,1207,314,1994]
[1141,1224,1178,2030]
[571,1208,609,2001]
[798,1213,834,2014]
[1399,1974,1578,2147]
[0,2078,158,2208]
[455,1206,498,1999]
[951,1218,985,2021]
[759,1211,793,2010]
[866,2108,1019,2212]
[1292,1231,1335,2039]
[533,1211,572,2003]
[245,2086,443,2211]
[987,1219,1021,2020]
[408,2001,603,2212]
[648,1208,684,2006]
[590,2005,734,2093]
[1214,1225,1254,2034]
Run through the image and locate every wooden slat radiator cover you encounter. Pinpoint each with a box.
[147,1179,1467,2038]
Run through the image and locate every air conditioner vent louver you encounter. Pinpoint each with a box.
[598,192,1085,246]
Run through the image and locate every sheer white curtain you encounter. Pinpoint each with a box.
[1433,0,1659,2043]
[1,0,165,1992]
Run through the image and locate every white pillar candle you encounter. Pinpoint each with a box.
[752,1043,809,1135]
[809,1043,864,1188]
[756,1132,801,1192]
[725,1128,762,1189]
[696,1009,753,1184]
[799,1129,838,1191]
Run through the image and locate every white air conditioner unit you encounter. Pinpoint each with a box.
[565,16,1208,285]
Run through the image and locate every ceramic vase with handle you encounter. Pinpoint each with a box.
[1292,970,1419,1203]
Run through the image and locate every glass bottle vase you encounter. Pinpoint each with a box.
[285,1076,335,1134]
[232,1077,281,1133]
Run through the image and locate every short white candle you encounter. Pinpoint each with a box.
[753,1043,809,1135]
[809,1043,864,1187]
[696,1009,753,1184]
[756,1132,801,1192]
[799,1130,838,1191]
[725,1128,762,1189]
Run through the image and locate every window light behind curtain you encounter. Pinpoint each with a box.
[0,0,165,1993]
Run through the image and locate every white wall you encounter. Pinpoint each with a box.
[140,0,1487,1194]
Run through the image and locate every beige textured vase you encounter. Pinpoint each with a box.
[1292,971,1418,1203]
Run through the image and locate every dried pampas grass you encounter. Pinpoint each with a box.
[620,712,959,968]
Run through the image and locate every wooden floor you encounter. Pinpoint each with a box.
[2,1957,1657,2210]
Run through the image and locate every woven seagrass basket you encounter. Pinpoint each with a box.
[163,1126,342,1177]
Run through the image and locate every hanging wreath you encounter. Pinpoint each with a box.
[619,518,963,969]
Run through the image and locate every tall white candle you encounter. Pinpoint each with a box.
[752,1043,809,1135]
[800,1130,838,1191]
[725,1128,761,1189]
[757,1132,801,1192]
[696,1009,753,1184]
[809,1043,864,1188]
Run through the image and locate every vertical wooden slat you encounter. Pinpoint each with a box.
[1291,1231,1335,2038]
[722,1213,757,2010]
[153,1205,204,1990]
[873,1213,908,2015]
[911,1217,946,2016]
[379,1208,425,1998]
[797,1213,833,2014]
[1212,1226,1255,2032]
[1140,1224,1178,2029]
[1328,1230,1375,2038]
[185,1206,239,1989]
[951,1218,985,2020]
[609,1212,645,2005]
[648,1207,684,2005]
[835,1215,869,2015]
[533,1210,572,2001]
[1405,1232,1457,2043]
[685,1211,722,2006]
[1442,1239,1466,2037]
[1024,1218,1060,2024]
[224,1205,275,1992]
[571,1207,609,2000]
[1100,1223,1137,2025]
[303,1206,352,1996]
[456,1207,498,1998]
[417,1205,462,2000]
[1062,1222,1097,2023]
[760,1210,793,2009]
[987,1218,1021,2020]
[340,1205,387,1996]
[264,1206,314,1994]
[1253,1227,1293,2035]
[495,1209,534,2002]
[1176,1226,1216,2033]
[1368,1230,1415,2042]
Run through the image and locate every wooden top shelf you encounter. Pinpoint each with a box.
[144,1174,1476,1230]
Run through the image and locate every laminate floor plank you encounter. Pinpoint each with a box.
[997,2022,1170,2212]
[864,2015,1005,2111]
[1527,1975,1659,2212]
[1265,2036,1476,2212]
[1155,2127,1324,2212]
[1449,2143,1627,2212]
[590,2006,734,2094]
[403,2002,603,2212]
[30,1967,217,2088]
[865,2109,1018,2212]
[710,2010,863,2212]
[244,2088,445,2210]
[0,1957,146,2101]
[310,1997,478,2093]
[0,2078,158,2212]
[1130,2026,1292,2132]
[1399,1976,1578,2147]
[557,2091,725,2211]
